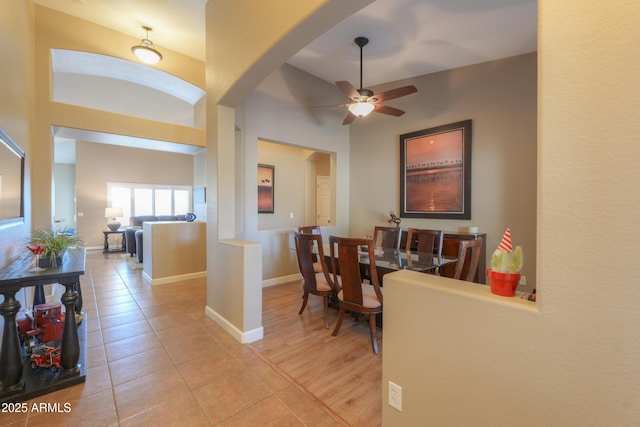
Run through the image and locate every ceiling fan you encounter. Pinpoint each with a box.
[336,36,417,125]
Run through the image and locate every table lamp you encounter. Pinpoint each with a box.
[105,207,123,231]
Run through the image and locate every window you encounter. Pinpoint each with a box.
[107,182,192,225]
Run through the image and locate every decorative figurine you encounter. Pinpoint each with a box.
[388,211,401,227]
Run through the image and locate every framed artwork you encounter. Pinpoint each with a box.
[258,164,275,213]
[400,119,472,219]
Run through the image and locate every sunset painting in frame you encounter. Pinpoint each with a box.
[400,120,472,219]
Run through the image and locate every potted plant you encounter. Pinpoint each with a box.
[29,227,81,268]
[486,228,523,297]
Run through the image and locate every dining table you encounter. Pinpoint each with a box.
[321,244,458,284]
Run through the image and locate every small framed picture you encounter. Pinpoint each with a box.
[258,164,274,213]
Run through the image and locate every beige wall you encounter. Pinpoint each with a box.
[0,2,34,337]
[33,5,205,229]
[382,1,640,425]
[350,53,537,290]
[257,140,304,230]
[75,141,195,248]
[248,54,537,287]
[6,2,639,423]
[205,0,372,341]
[143,221,206,285]
[0,1,33,268]
[239,65,351,282]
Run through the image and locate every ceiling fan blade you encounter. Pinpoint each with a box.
[310,103,351,109]
[335,81,360,101]
[342,111,357,125]
[372,85,417,103]
[374,104,406,117]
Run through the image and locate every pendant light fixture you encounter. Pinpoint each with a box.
[131,26,163,64]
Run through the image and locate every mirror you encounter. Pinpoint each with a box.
[0,126,25,228]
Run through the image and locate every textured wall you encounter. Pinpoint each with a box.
[350,53,537,290]
[383,1,640,425]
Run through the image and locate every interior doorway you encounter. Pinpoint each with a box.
[316,175,331,225]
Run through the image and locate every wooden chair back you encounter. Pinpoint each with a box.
[294,233,332,292]
[405,228,444,256]
[373,226,402,250]
[329,235,384,354]
[328,236,382,308]
[294,232,336,328]
[452,238,483,282]
[298,225,321,235]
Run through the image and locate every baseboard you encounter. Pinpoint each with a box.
[142,270,152,284]
[204,305,264,343]
[144,270,207,286]
[262,273,301,288]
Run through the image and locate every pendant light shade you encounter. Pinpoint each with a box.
[348,101,375,117]
[131,26,163,64]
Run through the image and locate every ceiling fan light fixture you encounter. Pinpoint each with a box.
[131,26,163,64]
[348,101,375,117]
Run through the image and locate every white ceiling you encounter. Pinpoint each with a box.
[51,49,206,104]
[40,0,537,160]
[34,0,537,88]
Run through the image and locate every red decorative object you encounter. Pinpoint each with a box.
[17,302,65,349]
[497,228,513,252]
[487,268,520,297]
[29,345,62,373]
[27,244,46,256]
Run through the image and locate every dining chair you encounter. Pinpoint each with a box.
[298,225,321,235]
[373,226,402,250]
[452,237,484,282]
[294,232,337,328]
[405,228,444,255]
[298,225,323,272]
[328,235,383,354]
[405,228,445,274]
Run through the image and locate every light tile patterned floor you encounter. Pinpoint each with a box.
[1,251,347,426]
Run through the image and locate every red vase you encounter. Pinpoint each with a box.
[487,269,520,297]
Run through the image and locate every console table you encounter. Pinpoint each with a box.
[0,248,86,402]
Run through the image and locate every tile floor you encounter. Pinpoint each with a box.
[1,251,346,426]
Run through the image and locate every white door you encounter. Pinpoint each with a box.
[316,176,331,225]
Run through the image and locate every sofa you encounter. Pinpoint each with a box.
[124,215,187,262]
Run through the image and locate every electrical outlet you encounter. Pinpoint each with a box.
[519,275,527,286]
[388,381,402,411]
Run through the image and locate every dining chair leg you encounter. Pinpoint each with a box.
[298,290,309,315]
[332,304,345,336]
[369,314,379,355]
[323,296,329,329]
